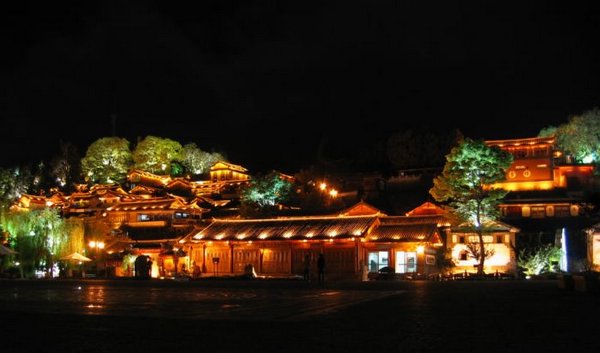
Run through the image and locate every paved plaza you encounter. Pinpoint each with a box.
[1,278,599,352]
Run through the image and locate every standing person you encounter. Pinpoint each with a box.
[317,253,325,284]
[303,254,311,282]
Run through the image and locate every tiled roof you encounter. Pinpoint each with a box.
[191,216,377,241]
[380,215,449,226]
[367,223,440,243]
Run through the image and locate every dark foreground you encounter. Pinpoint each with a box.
[1,279,598,353]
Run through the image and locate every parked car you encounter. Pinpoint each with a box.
[375,266,395,280]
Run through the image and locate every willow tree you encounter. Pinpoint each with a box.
[132,136,183,175]
[430,138,513,276]
[81,137,132,184]
[2,208,76,278]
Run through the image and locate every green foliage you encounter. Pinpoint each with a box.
[430,138,513,274]
[182,143,226,176]
[430,138,513,225]
[1,208,75,278]
[542,107,600,164]
[240,172,293,218]
[518,244,562,276]
[132,136,183,175]
[81,137,132,184]
[0,167,32,208]
[537,126,558,138]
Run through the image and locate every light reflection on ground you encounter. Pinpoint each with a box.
[0,282,402,321]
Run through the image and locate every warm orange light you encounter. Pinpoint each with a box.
[329,189,338,198]
[319,182,327,191]
[416,245,425,254]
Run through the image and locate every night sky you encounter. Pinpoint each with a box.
[2,1,600,173]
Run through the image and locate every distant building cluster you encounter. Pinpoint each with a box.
[7,136,600,280]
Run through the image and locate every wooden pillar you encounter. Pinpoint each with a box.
[229,242,234,273]
[202,243,207,273]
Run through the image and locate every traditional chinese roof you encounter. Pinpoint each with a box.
[189,215,378,241]
[129,185,162,196]
[367,223,443,245]
[12,194,49,210]
[210,161,248,173]
[166,178,193,190]
[405,202,447,216]
[485,136,555,148]
[128,169,172,187]
[106,198,176,211]
[338,201,386,216]
[90,184,129,196]
[380,215,450,226]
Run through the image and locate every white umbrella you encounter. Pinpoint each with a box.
[0,244,18,255]
[60,252,92,262]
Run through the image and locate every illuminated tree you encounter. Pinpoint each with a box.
[550,107,600,164]
[518,244,562,277]
[132,136,183,175]
[182,143,226,177]
[1,208,79,278]
[240,172,293,218]
[81,137,132,184]
[430,138,513,276]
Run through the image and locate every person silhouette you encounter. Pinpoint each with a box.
[317,253,325,284]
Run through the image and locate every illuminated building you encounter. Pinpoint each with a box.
[486,136,597,272]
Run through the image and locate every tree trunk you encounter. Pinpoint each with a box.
[478,228,485,277]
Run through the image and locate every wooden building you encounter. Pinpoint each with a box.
[486,136,597,272]
[178,201,450,280]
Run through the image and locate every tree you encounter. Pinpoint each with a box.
[0,167,33,207]
[240,172,293,218]
[182,143,226,177]
[518,244,562,277]
[430,138,513,276]
[1,208,77,278]
[50,141,81,192]
[132,136,183,175]
[541,107,600,164]
[81,137,132,184]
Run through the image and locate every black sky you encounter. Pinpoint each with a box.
[2,1,600,173]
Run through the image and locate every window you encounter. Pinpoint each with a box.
[530,207,545,218]
[137,214,151,221]
[459,236,465,244]
[459,251,468,261]
[395,251,417,273]
[368,251,389,272]
[425,255,436,265]
[174,212,190,219]
[496,235,503,244]
[554,206,570,217]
